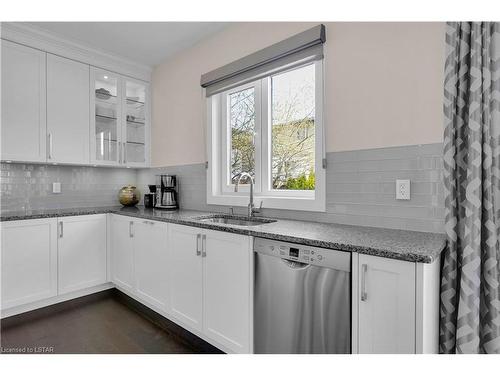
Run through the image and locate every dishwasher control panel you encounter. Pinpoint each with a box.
[254,238,350,272]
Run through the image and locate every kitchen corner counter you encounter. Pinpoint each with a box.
[0,206,446,263]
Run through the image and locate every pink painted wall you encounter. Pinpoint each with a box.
[151,22,445,167]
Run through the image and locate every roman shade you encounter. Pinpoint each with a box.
[200,24,326,96]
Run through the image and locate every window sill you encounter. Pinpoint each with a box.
[207,193,326,212]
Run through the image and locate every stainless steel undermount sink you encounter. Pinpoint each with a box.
[193,214,277,227]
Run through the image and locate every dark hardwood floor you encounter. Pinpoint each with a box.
[0,290,221,354]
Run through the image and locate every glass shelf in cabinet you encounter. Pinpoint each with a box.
[95,96,118,105]
[96,114,117,121]
[126,119,145,126]
[95,137,118,142]
[126,98,145,105]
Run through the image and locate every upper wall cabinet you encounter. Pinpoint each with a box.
[47,54,90,165]
[1,36,150,167]
[1,40,47,163]
[91,68,121,166]
[90,68,150,167]
[123,78,150,167]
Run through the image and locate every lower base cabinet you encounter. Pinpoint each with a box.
[110,215,135,292]
[203,229,252,353]
[168,224,252,353]
[168,224,203,330]
[110,215,169,313]
[1,218,58,310]
[355,253,439,354]
[357,254,415,353]
[134,219,169,312]
[1,215,108,314]
[58,215,107,295]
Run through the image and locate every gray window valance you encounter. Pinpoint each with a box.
[200,24,326,96]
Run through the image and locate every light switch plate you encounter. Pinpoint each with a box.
[52,182,61,194]
[396,179,410,200]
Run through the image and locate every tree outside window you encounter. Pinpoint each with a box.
[228,64,315,190]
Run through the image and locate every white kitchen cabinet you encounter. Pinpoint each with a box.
[110,214,135,292]
[1,218,58,309]
[167,224,252,353]
[90,68,150,167]
[1,40,47,163]
[90,68,122,166]
[122,77,150,167]
[57,215,107,295]
[134,219,169,311]
[168,224,203,331]
[110,215,168,312]
[203,230,252,353]
[1,38,150,167]
[357,254,416,354]
[47,53,90,164]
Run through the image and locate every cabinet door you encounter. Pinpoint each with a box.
[90,68,122,166]
[203,230,252,353]
[1,40,46,162]
[1,219,57,310]
[110,215,135,292]
[122,78,150,167]
[57,215,107,295]
[358,254,416,354]
[168,224,203,331]
[47,54,90,164]
[134,220,168,311]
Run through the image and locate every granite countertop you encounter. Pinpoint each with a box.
[0,206,447,263]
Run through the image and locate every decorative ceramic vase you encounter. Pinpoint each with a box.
[118,185,141,206]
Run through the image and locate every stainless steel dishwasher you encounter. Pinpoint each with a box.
[254,238,351,354]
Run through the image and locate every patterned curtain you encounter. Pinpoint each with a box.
[440,22,500,354]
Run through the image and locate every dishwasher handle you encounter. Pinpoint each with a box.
[282,258,310,269]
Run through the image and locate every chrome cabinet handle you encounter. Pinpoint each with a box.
[59,221,63,238]
[201,234,207,257]
[196,234,201,256]
[361,264,368,301]
[142,220,154,225]
[123,142,127,164]
[129,221,134,237]
[48,133,53,159]
[118,142,121,164]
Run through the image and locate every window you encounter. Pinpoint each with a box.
[229,87,255,184]
[271,64,315,191]
[207,61,325,212]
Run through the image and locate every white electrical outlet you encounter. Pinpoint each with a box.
[52,182,61,194]
[396,179,410,200]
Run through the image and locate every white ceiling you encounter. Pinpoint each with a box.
[27,22,229,67]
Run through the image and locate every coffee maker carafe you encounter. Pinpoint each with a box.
[155,174,178,210]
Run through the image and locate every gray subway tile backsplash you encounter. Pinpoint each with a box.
[0,163,136,212]
[1,143,445,233]
[136,143,444,233]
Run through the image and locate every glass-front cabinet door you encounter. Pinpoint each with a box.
[90,68,150,167]
[90,68,121,165]
[123,78,149,167]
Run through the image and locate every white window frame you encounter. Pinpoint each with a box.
[206,60,326,212]
[220,80,262,194]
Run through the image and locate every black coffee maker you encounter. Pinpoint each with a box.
[155,175,178,210]
[144,185,156,208]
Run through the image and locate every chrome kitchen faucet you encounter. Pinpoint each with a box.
[234,172,262,218]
